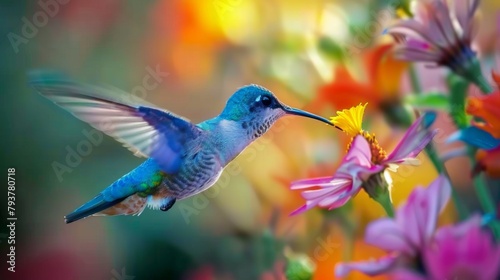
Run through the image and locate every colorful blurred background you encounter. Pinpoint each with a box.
[1,0,500,279]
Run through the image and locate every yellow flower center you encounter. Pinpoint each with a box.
[332,103,387,164]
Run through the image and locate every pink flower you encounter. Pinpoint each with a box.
[290,107,437,215]
[422,216,500,280]
[389,0,478,66]
[388,0,490,91]
[335,175,451,278]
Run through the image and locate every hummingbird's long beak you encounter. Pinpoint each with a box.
[282,106,335,127]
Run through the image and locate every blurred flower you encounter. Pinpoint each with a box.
[421,216,500,280]
[474,147,500,178]
[448,71,500,177]
[447,125,500,177]
[466,71,500,138]
[146,0,227,88]
[388,0,492,92]
[312,44,407,111]
[335,175,451,278]
[290,104,437,214]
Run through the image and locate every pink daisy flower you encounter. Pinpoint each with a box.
[335,175,451,278]
[388,0,491,92]
[290,104,437,215]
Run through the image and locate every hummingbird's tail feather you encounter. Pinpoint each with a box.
[95,194,148,217]
[65,194,148,223]
[65,194,125,223]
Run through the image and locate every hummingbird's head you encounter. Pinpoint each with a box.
[220,84,333,139]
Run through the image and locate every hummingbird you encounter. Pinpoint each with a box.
[31,77,334,223]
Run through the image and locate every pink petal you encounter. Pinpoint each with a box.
[301,178,351,200]
[424,216,500,280]
[406,38,432,50]
[327,195,352,210]
[395,38,443,62]
[289,177,354,216]
[389,0,478,66]
[344,135,373,167]
[365,218,415,255]
[452,0,479,38]
[341,135,385,184]
[413,0,454,47]
[426,0,457,46]
[394,48,442,63]
[289,136,382,215]
[289,205,309,216]
[396,175,451,248]
[290,176,338,190]
[382,114,438,165]
[335,255,399,277]
[289,205,308,216]
[421,175,452,237]
[389,22,434,45]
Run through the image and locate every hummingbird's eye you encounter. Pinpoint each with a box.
[261,95,272,107]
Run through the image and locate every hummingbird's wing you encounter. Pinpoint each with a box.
[31,78,206,173]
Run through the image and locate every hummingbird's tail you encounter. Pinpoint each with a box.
[65,194,147,223]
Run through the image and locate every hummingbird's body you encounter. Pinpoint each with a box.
[31,77,332,223]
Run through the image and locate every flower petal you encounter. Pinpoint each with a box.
[289,176,354,215]
[396,175,451,248]
[475,147,500,178]
[451,0,479,39]
[466,92,500,139]
[335,255,399,277]
[383,112,437,165]
[388,0,478,72]
[290,136,381,215]
[290,176,338,190]
[330,104,367,137]
[365,218,415,255]
[423,215,500,280]
[341,135,385,186]
[301,178,351,200]
[345,135,372,166]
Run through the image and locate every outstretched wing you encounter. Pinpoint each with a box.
[31,77,205,173]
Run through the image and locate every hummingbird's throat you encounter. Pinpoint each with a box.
[346,131,387,165]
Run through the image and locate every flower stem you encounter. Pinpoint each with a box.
[471,73,493,94]
[340,223,354,262]
[425,143,469,220]
[409,65,422,94]
[406,70,469,220]
[472,169,500,240]
[373,190,395,218]
[462,57,493,94]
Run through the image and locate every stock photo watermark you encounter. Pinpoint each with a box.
[51,65,169,182]
[285,233,340,280]
[7,0,71,53]
[111,267,135,280]
[6,168,17,273]
[334,0,406,58]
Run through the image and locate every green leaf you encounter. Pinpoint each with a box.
[317,37,347,62]
[404,92,449,109]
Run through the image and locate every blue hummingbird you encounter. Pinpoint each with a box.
[31,77,334,223]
